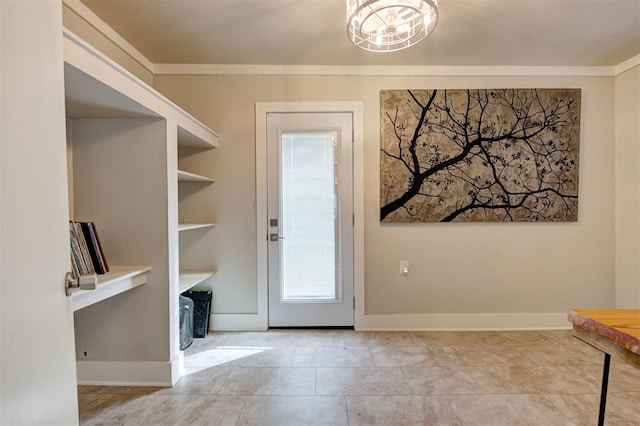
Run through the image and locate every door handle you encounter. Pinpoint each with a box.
[269,233,285,241]
[64,272,97,296]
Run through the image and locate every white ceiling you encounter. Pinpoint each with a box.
[80,0,640,67]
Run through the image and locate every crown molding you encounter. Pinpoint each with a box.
[62,0,154,74]
[615,54,640,75]
[153,63,619,77]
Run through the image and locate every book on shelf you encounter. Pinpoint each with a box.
[69,221,92,276]
[80,222,109,274]
[69,220,110,277]
[69,236,82,278]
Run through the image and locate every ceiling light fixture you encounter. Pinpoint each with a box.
[346,0,439,52]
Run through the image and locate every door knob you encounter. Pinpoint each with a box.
[65,272,97,296]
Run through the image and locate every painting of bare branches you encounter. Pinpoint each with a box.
[380,89,581,222]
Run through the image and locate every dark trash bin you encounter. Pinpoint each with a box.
[182,290,212,338]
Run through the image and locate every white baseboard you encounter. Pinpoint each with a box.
[209,312,570,331]
[210,314,265,331]
[76,358,180,386]
[355,312,571,331]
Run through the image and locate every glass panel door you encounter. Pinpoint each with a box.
[280,132,338,301]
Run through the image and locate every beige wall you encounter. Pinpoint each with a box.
[615,65,640,308]
[153,74,617,318]
[62,3,153,86]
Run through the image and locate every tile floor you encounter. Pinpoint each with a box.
[78,330,640,425]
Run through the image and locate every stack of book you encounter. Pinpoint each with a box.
[69,221,110,277]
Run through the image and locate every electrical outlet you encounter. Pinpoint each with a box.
[400,260,409,275]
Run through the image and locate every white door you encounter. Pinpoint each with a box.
[1,2,79,423]
[267,113,354,327]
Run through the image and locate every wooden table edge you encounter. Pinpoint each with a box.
[568,309,640,368]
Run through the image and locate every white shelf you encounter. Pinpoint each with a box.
[178,270,216,293]
[178,126,218,149]
[72,266,151,312]
[177,169,215,183]
[178,223,216,232]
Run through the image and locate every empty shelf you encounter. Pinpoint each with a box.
[179,270,216,293]
[178,169,215,183]
[178,223,216,232]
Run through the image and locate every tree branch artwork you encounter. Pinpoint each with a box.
[380,89,581,222]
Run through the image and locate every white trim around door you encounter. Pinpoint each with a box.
[256,102,364,330]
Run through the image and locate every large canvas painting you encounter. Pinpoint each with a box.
[380,89,581,222]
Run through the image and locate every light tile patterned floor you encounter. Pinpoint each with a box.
[78,330,640,425]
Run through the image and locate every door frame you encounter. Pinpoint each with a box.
[255,102,364,329]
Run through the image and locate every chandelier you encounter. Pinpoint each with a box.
[346,0,439,52]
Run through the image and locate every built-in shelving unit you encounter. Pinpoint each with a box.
[63,29,219,387]
[177,121,218,323]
